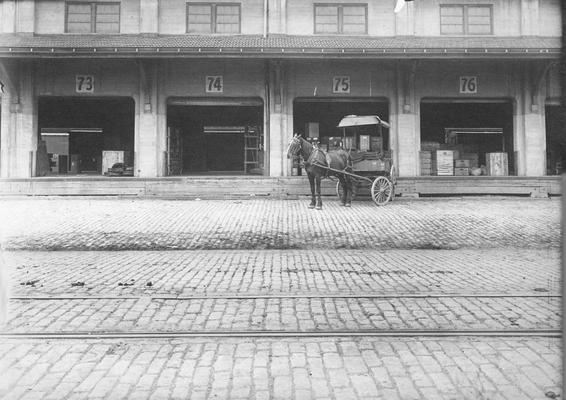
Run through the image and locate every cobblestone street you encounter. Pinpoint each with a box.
[0,197,562,400]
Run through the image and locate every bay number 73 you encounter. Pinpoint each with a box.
[76,75,94,93]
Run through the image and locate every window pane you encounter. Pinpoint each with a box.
[216,23,239,33]
[441,6,463,17]
[188,4,212,33]
[468,6,491,16]
[342,23,366,34]
[67,22,92,33]
[216,5,240,33]
[95,4,119,33]
[440,6,463,34]
[316,23,339,33]
[342,6,365,17]
[441,24,464,34]
[96,4,119,16]
[467,6,491,34]
[67,3,91,32]
[315,5,338,33]
[95,22,120,33]
[316,6,338,16]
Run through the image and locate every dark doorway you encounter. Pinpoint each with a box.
[37,97,135,176]
[167,102,264,175]
[420,101,514,175]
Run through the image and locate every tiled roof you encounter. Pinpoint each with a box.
[0,34,560,58]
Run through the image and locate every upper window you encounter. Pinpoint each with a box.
[187,3,241,33]
[66,2,120,33]
[314,4,367,34]
[440,5,492,35]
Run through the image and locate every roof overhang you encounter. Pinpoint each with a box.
[0,34,561,59]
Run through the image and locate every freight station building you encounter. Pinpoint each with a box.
[0,0,562,195]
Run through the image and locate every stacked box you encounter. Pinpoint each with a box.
[454,159,470,168]
[421,141,441,151]
[460,153,479,168]
[434,150,454,176]
[419,151,433,176]
[454,167,469,176]
[486,152,508,176]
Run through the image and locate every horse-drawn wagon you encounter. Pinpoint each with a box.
[287,114,396,209]
[334,115,396,206]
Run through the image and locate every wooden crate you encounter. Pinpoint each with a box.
[454,167,470,176]
[433,150,454,176]
[102,151,124,175]
[486,152,508,176]
[454,159,470,168]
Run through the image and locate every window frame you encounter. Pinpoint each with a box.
[313,3,368,35]
[65,1,121,34]
[439,4,493,35]
[186,2,242,34]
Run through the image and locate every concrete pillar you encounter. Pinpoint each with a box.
[513,63,546,176]
[140,0,158,34]
[136,60,160,177]
[268,61,290,177]
[523,112,545,176]
[16,0,35,33]
[0,61,37,178]
[394,62,418,177]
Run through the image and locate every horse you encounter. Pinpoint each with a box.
[287,134,354,210]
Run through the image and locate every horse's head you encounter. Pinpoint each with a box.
[286,134,302,159]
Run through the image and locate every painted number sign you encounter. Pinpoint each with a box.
[459,76,477,94]
[76,75,94,93]
[333,76,350,94]
[206,76,223,93]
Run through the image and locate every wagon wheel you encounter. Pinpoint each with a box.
[336,180,357,200]
[371,176,393,206]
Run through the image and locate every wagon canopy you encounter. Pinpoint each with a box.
[337,115,391,129]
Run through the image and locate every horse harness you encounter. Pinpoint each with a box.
[306,145,352,178]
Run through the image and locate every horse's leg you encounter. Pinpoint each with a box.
[338,175,346,206]
[315,175,322,210]
[307,173,316,209]
[345,175,352,207]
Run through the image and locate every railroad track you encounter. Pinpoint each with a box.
[3,292,561,339]
[10,293,561,300]
[0,329,561,340]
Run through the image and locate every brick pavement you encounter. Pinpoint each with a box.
[0,196,562,400]
[5,249,559,297]
[3,296,560,334]
[0,198,559,250]
[0,337,561,400]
